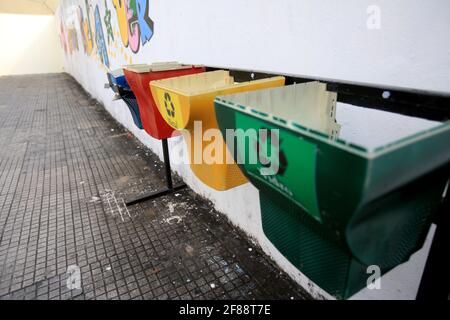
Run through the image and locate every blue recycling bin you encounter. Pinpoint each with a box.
[107,68,143,129]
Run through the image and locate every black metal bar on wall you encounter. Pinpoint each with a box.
[205,66,450,122]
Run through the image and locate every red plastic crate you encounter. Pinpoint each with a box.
[123,63,205,140]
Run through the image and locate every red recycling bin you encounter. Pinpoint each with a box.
[123,62,205,140]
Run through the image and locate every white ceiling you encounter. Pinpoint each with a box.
[0,0,60,15]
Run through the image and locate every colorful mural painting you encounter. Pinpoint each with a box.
[136,0,154,47]
[59,20,68,54]
[58,0,154,67]
[59,11,79,55]
[104,0,114,44]
[78,1,95,55]
[67,28,80,54]
[113,0,154,53]
[95,5,110,67]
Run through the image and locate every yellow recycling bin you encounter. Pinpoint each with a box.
[150,70,285,190]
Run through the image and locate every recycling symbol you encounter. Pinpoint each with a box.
[255,128,288,176]
[164,92,175,118]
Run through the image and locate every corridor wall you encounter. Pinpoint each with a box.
[0,13,64,76]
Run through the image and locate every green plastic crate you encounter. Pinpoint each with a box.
[214,82,450,299]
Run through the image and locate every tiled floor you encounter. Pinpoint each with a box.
[0,73,311,300]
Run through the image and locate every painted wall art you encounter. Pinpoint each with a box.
[58,0,154,69]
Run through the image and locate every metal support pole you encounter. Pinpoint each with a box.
[126,138,186,206]
[162,139,173,190]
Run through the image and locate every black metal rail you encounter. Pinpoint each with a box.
[205,66,450,122]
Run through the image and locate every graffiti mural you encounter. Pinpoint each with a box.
[78,2,95,55]
[104,0,114,44]
[59,10,79,55]
[59,21,68,54]
[112,0,128,47]
[95,5,110,67]
[113,0,154,53]
[127,0,140,52]
[136,0,154,45]
[58,0,155,68]
[67,28,80,54]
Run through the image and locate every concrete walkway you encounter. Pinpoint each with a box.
[0,73,310,300]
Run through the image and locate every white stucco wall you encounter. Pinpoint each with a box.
[57,0,450,299]
[0,13,64,76]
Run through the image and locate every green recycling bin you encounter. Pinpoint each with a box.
[214,81,450,299]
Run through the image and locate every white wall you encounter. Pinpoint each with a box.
[57,0,450,299]
[0,13,64,76]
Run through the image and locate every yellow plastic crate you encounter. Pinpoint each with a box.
[150,70,285,190]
